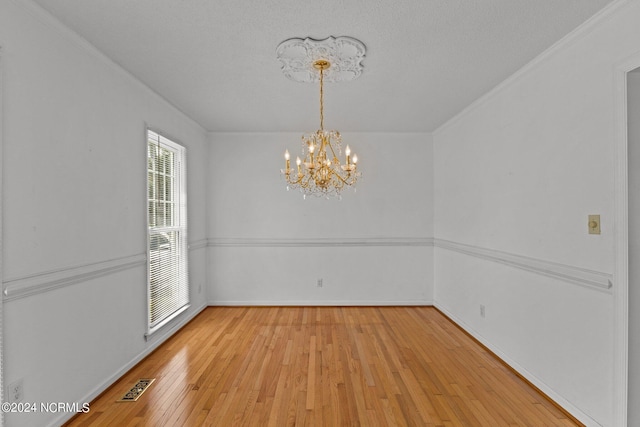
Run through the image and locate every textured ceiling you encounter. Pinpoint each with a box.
[31,0,615,132]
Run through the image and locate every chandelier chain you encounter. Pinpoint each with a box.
[319,67,324,131]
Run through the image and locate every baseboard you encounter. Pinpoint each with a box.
[51,302,208,427]
[433,302,600,427]
[207,300,433,306]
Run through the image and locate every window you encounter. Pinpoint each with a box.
[147,130,188,335]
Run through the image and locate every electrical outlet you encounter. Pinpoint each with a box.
[588,214,601,234]
[8,379,23,403]
[480,305,486,318]
[317,278,323,287]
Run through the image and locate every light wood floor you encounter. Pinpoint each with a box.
[65,307,581,426]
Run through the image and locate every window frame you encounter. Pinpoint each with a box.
[146,128,189,337]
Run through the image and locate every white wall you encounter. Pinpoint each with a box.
[0,1,209,426]
[4,0,634,426]
[208,132,434,305]
[433,1,640,426]
[628,68,640,427]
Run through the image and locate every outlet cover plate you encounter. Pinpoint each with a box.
[7,379,23,403]
[588,214,601,234]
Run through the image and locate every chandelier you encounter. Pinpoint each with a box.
[277,36,365,199]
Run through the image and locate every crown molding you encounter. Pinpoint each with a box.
[434,0,630,137]
[8,0,207,134]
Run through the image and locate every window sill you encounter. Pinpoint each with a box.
[145,304,190,340]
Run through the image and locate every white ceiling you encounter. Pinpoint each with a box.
[32,0,615,133]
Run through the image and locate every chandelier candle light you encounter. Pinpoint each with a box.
[277,36,366,199]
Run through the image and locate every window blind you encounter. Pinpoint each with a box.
[147,130,189,334]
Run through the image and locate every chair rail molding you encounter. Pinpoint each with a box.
[188,238,208,251]
[434,239,613,292]
[208,236,434,248]
[3,254,146,302]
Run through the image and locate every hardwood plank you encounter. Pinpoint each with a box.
[65,307,583,426]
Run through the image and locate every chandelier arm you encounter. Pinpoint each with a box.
[302,173,313,188]
[333,175,346,189]
[327,167,352,185]
[326,140,340,161]
[286,170,306,186]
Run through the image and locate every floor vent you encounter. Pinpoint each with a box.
[118,378,155,402]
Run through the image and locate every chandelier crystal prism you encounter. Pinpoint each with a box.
[277,37,365,199]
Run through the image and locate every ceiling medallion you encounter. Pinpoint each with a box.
[278,36,365,199]
[276,36,366,83]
